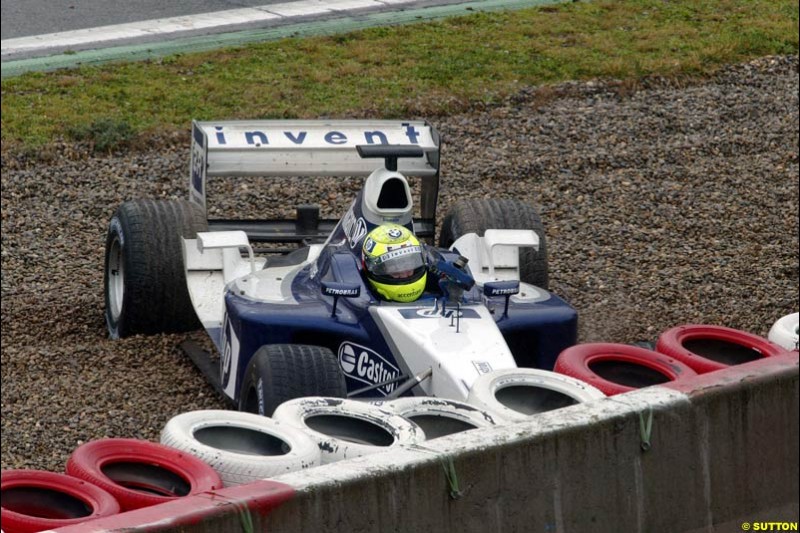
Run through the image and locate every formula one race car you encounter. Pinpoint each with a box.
[104,120,578,415]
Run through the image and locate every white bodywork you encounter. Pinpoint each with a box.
[182,229,541,402]
[451,229,539,284]
[363,228,548,400]
[182,231,265,329]
[449,229,551,303]
[189,119,439,212]
[370,303,518,401]
[178,119,541,402]
[182,231,324,329]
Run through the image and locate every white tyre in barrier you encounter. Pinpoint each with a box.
[160,410,321,487]
[768,312,799,351]
[272,397,423,464]
[467,368,606,423]
[375,397,499,440]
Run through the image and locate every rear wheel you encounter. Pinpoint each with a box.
[439,198,549,289]
[238,344,347,416]
[104,199,207,338]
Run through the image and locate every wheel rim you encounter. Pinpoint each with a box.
[107,236,124,321]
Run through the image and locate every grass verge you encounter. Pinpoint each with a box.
[1,0,797,151]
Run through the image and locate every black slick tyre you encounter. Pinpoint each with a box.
[104,199,207,338]
[238,344,347,416]
[439,198,549,289]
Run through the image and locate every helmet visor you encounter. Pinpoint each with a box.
[366,245,425,279]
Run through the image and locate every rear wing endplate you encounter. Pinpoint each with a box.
[189,120,440,212]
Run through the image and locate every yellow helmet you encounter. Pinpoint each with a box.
[362,224,427,302]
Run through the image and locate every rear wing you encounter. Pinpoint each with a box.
[189,120,441,246]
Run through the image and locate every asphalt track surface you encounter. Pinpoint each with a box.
[0,0,280,40]
[2,0,281,38]
[1,0,568,78]
[1,0,501,58]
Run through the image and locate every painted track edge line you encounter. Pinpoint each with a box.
[1,0,571,78]
[0,0,385,56]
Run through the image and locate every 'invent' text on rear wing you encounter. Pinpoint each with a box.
[190,119,440,219]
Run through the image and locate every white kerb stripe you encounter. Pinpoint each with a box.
[1,0,392,57]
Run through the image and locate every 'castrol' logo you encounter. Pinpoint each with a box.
[338,342,400,396]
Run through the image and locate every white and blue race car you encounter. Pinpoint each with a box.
[104,120,577,415]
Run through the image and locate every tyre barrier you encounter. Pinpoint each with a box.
[161,410,321,487]
[554,343,697,396]
[768,313,799,352]
[272,397,424,464]
[656,324,789,374]
[466,368,606,422]
[65,438,223,511]
[1,470,120,533]
[374,397,499,440]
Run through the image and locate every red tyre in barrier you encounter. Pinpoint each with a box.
[554,343,697,396]
[1,470,120,533]
[656,324,788,374]
[65,438,222,511]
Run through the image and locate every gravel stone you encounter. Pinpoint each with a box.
[1,55,798,472]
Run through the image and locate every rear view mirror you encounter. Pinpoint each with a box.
[321,282,361,317]
[484,280,519,318]
[483,280,520,297]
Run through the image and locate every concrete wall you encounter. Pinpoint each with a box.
[50,354,798,532]
[264,354,798,533]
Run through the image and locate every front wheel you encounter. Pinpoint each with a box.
[238,344,347,416]
[439,198,549,289]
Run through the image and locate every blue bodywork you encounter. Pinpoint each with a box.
[217,190,578,403]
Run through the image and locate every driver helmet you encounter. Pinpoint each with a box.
[362,224,427,302]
